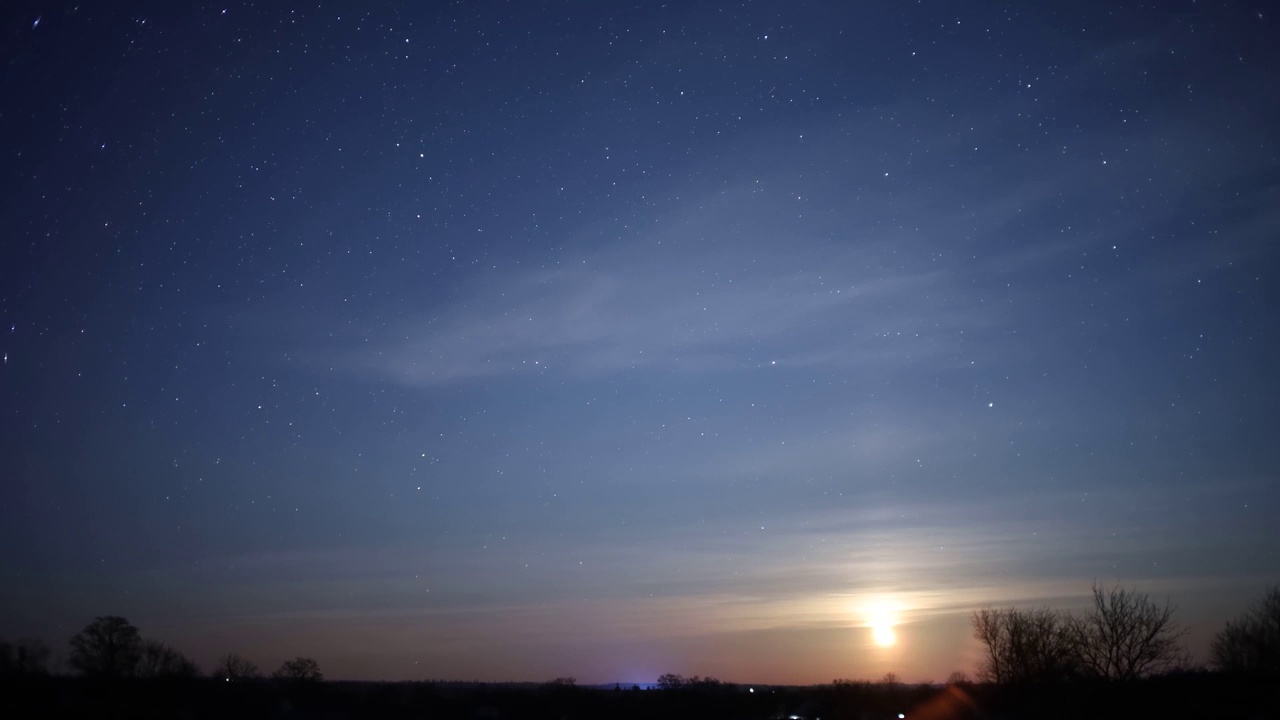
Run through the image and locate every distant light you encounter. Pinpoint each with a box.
[749,688,754,693]
[899,714,906,719]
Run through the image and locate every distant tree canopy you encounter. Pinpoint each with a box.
[1212,585,1280,675]
[67,616,200,679]
[657,673,723,690]
[213,652,262,681]
[274,656,323,682]
[972,583,1187,685]
[69,616,143,678]
[0,638,51,676]
[136,639,201,679]
[656,673,686,689]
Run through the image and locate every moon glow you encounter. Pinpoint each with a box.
[865,601,900,648]
[872,621,897,647]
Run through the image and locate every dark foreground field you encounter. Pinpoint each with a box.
[3,673,1277,720]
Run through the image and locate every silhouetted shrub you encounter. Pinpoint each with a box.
[1212,585,1280,675]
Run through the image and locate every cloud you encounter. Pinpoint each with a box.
[339,183,1053,388]
[359,269,949,385]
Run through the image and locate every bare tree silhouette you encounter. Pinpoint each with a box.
[213,652,262,680]
[68,616,142,678]
[1212,585,1280,675]
[1066,583,1187,680]
[136,639,201,679]
[657,673,687,689]
[972,607,1076,684]
[274,656,323,682]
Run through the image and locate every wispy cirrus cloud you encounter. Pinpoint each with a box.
[342,187,1043,387]
[364,270,961,384]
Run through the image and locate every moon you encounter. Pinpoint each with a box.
[865,600,900,647]
[872,621,897,647]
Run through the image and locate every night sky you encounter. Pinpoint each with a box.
[2,1,1278,685]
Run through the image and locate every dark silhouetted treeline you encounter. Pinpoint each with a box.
[0,585,1276,719]
[970,583,1280,687]
[2,670,1279,720]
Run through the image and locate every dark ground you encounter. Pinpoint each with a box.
[2,672,1277,720]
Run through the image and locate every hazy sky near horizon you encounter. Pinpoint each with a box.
[1,1,1277,684]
